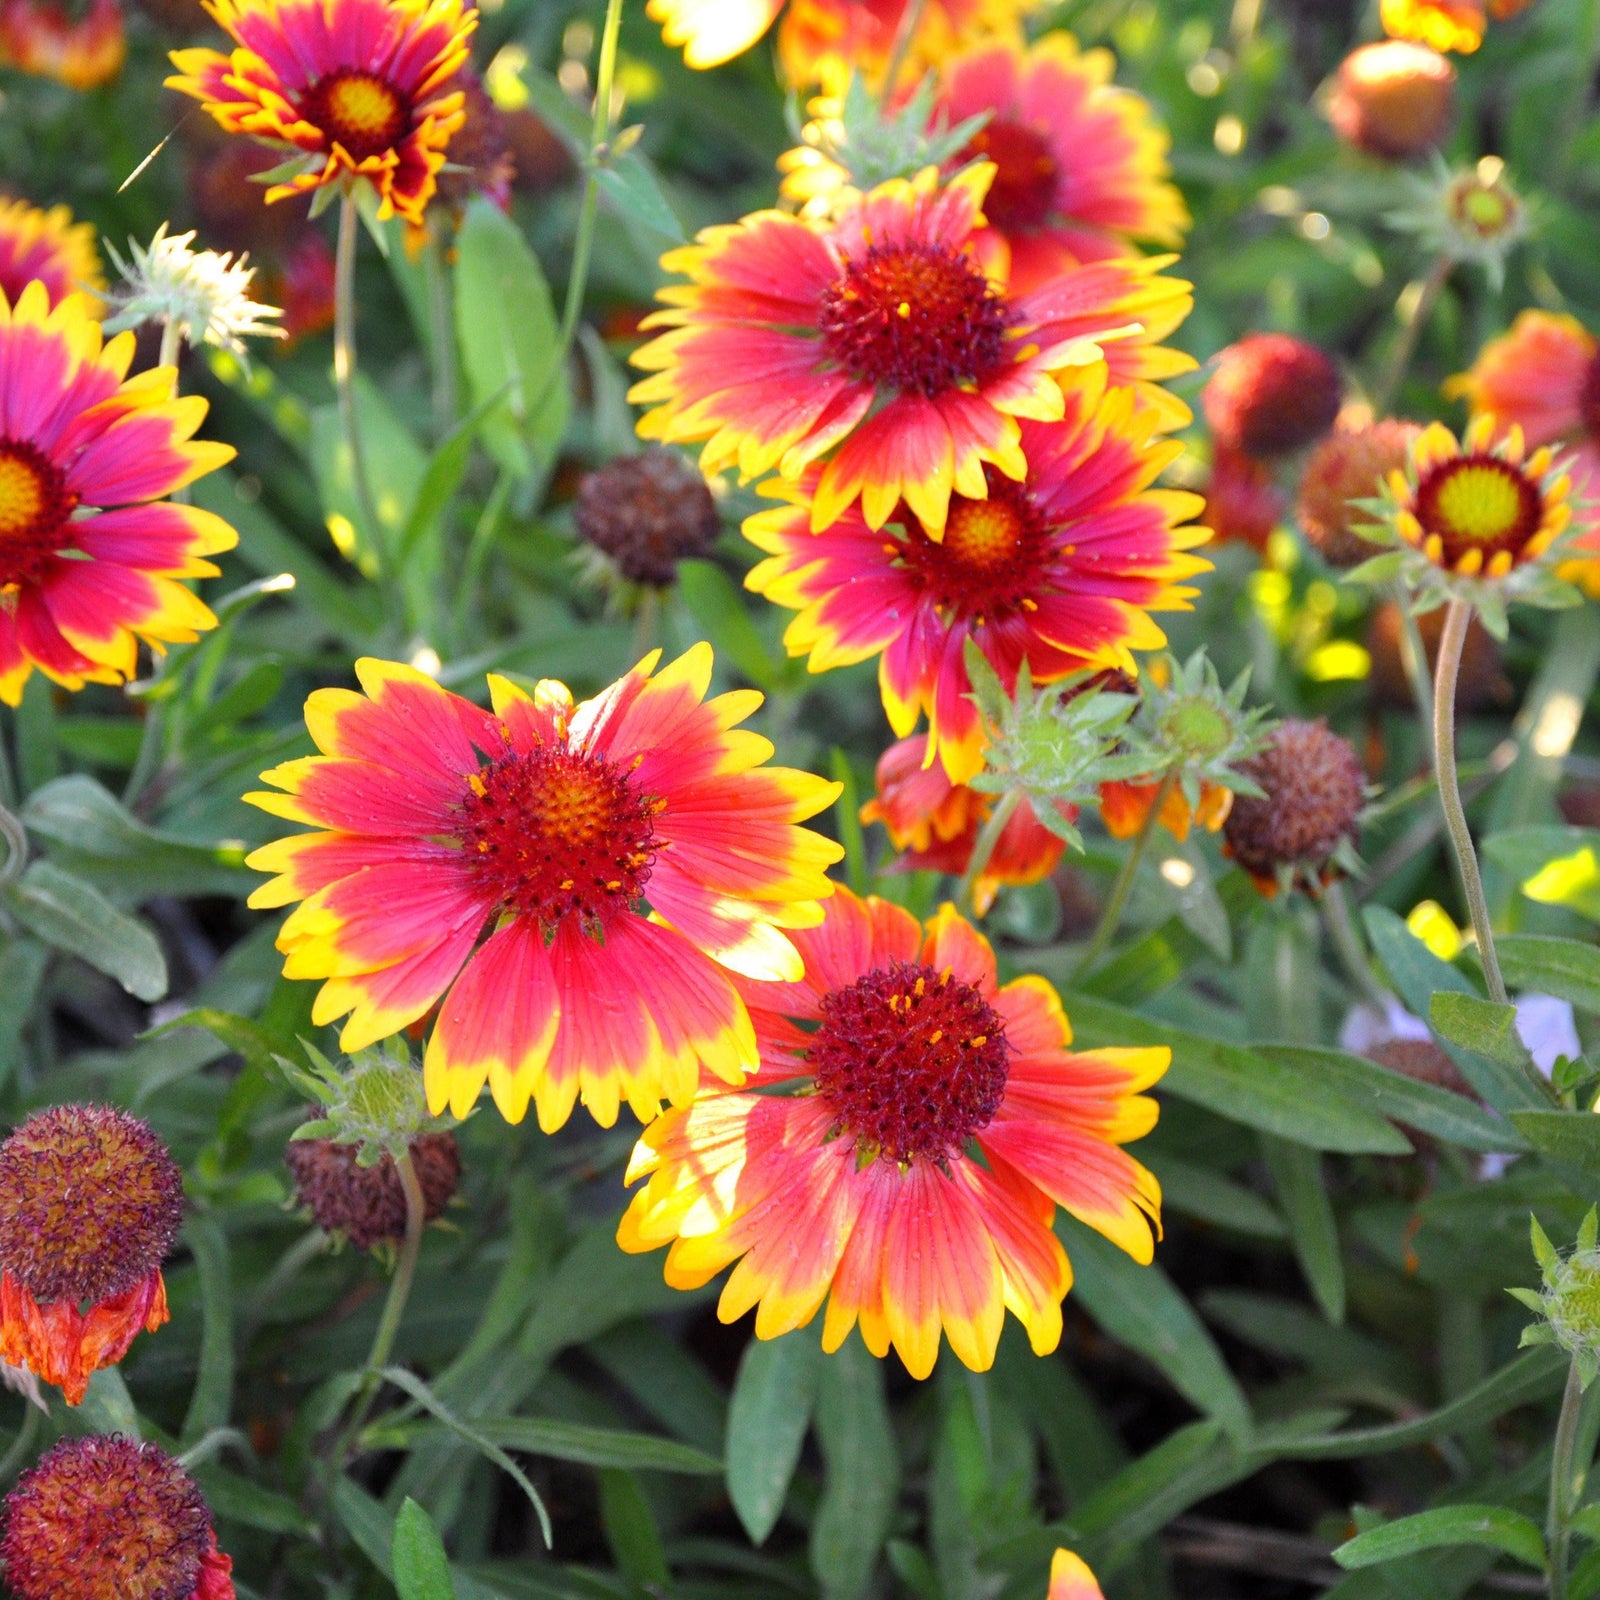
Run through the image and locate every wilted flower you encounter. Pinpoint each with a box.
[573,450,721,588]
[287,1128,461,1250]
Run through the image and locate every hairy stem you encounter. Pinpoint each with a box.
[1549,1358,1585,1600]
[0,801,27,893]
[954,787,1021,918]
[1433,598,1506,1006]
[1391,583,1435,727]
[1073,769,1176,979]
[1373,253,1452,416]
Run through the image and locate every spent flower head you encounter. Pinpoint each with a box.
[1514,1209,1600,1387]
[964,646,1147,851]
[1387,154,1529,288]
[279,1041,453,1168]
[103,223,284,363]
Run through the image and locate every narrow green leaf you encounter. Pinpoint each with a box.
[1058,1214,1252,1439]
[1497,934,1600,1014]
[594,154,684,242]
[393,1499,456,1600]
[8,860,167,1000]
[1430,993,1534,1069]
[181,1213,235,1445]
[466,1415,721,1475]
[1334,1505,1545,1570]
[1262,1137,1345,1323]
[598,1469,671,1588]
[191,1465,317,1536]
[1511,1110,1600,1179]
[811,1338,900,1600]
[1154,1157,1287,1239]
[726,1331,823,1545]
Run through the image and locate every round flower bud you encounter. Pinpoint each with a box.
[286,1129,461,1251]
[1365,601,1508,713]
[0,1105,184,1404]
[1202,444,1284,551]
[1224,718,1365,894]
[2,1435,234,1600]
[573,450,721,586]
[1298,416,1422,568]
[1203,335,1344,460]
[1327,41,1456,161]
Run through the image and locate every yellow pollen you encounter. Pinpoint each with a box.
[897,302,911,318]
[325,75,403,143]
[914,976,926,997]
[0,454,46,540]
[969,1034,987,1048]
[928,1028,943,1044]
[1434,463,1524,543]
[943,497,1024,569]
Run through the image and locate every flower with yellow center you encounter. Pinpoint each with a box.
[0,196,103,311]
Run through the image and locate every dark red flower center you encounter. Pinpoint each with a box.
[1581,351,1600,445]
[818,241,1012,398]
[962,118,1059,230]
[299,70,408,161]
[895,476,1052,621]
[456,743,662,936]
[1412,452,1543,570]
[0,1105,184,1306]
[0,438,76,589]
[1,1436,213,1600]
[809,959,1010,1165]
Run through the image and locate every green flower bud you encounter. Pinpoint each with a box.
[278,1041,453,1168]
[1513,1209,1600,1388]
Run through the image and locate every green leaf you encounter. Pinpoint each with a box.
[1485,826,1600,922]
[8,860,167,1000]
[811,1338,900,1600]
[1058,1213,1252,1440]
[1333,1506,1546,1570]
[309,375,426,573]
[597,1469,670,1589]
[1497,934,1600,1014]
[1510,1110,1600,1179]
[393,1499,456,1600]
[594,154,684,242]
[1063,993,1411,1153]
[1262,1137,1345,1323]
[453,199,570,480]
[1156,1158,1287,1239]
[677,560,776,691]
[726,1330,823,1545]
[463,1415,721,1475]
[181,1213,235,1445]
[191,1465,318,1536]
[1430,993,1535,1070]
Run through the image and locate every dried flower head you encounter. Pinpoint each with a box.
[2,1435,234,1600]
[573,450,721,588]
[102,224,283,363]
[1327,40,1455,161]
[1223,717,1366,896]
[1203,334,1343,460]
[286,1127,461,1250]
[1298,415,1422,568]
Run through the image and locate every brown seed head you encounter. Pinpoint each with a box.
[286,1129,461,1250]
[0,1106,183,1305]
[1224,718,1365,885]
[1367,1037,1474,1098]
[1204,334,1344,460]
[504,107,576,193]
[1327,40,1456,161]
[1298,416,1422,567]
[574,450,721,586]
[2,1435,214,1600]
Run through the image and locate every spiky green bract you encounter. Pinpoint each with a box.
[963,644,1147,850]
[1513,1207,1600,1388]
[277,1041,455,1169]
[1384,154,1531,292]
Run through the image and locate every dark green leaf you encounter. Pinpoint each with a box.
[676,561,777,691]
[8,860,167,1000]
[1262,1137,1345,1323]
[726,1331,822,1545]
[1334,1506,1545,1570]
[597,1469,670,1588]
[1484,826,1600,922]
[811,1338,900,1600]
[1429,993,1534,1070]
[393,1499,456,1600]
[1497,934,1600,1014]
[466,1415,721,1475]
[181,1213,235,1444]
[1511,1110,1600,1178]
[595,154,684,242]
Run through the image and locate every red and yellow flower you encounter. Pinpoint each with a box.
[166,0,476,228]
[0,196,103,311]
[1047,1551,1107,1600]
[0,0,124,89]
[1099,775,1231,842]
[1446,309,1600,588]
[861,734,1071,913]
[1381,0,1486,51]
[631,163,1193,540]
[744,363,1210,783]
[0,284,236,707]
[246,646,844,1131]
[620,888,1166,1378]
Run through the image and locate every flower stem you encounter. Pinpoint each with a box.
[880,0,928,107]
[1548,1357,1586,1600]
[1433,598,1506,1006]
[0,800,27,893]
[1321,878,1388,1010]
[157,317,184,374]
[1372,252,1452,416]
[1072,769,1176,980]
[423,230,458,436]
[335,1148,426,1462]
[334,193,386,574]
[954,787,1021,917]
[1391,583,1435,727]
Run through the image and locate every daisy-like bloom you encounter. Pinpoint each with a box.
[0,1106,184,1406]
[0,195,104,310]
[620,888,1166,1379]
[0,0,124,89]
[166,0,476,229]
[1382,0,1486,51]
[861,734,1071,914]
[744,364,1210,783]
[1445,310,1600,586]
[0,284,237,707]
[2,1437,234,1600]
[1099,775,1230,842]
[246,646,843,1131]
[1048,1551,1107,1600]
[631,163,1195,539]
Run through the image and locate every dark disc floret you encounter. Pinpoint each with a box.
[2,1435,215,1600]
[573,450,720,586]
[286,1129,461,1250]
[0,1105,184,1306]
[1223,718,1365,890]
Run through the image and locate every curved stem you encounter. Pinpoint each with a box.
[335,1148,426,1462]
[0,801,27,894]
[1433,598,1506,1006]
[1372,253,1452,416]
[334,194,385,573]
[1391,583,1435,728]
[1072,770,1176,980]
[158,317,184,375]
[954,787,1020,918]
[1549,1357,1585,1600]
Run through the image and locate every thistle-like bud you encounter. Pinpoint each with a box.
[1387,155,1529,289]
[286,1129,461,1251]
[1298,415,1422,569]
[1514,1209,1600,1386]
[278,1041,453,1167]
[573,450,721,588]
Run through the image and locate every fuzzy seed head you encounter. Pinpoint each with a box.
[1298,417,1422,568]
[286,1130,461,1250]
[573,450,720,587]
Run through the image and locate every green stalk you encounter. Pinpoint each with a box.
[1433,598,1506,1006]
[1391,583,1435,727]
[423,230,458,437]
[954,787,1021,917]
[1321,878,1388,1010]
[0,801,27,893]
[1549,1358,1586,1599]
[879,0,928,106]
[1372,253,1452,416]
[1071,769,1177,979]
[333,193,386,574]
